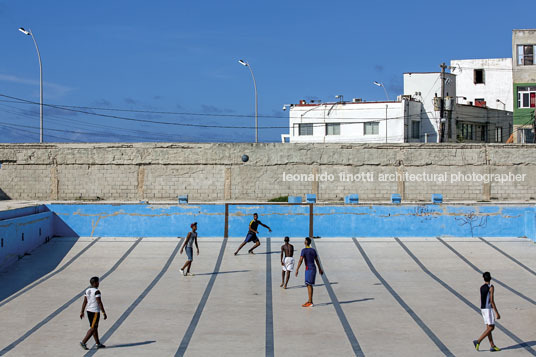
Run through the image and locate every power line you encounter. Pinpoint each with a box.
[0,123,77,142]
[0,93,520,130]
[0,93,517,121]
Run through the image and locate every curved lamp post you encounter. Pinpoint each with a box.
[19,27,43,143]
[373,81,390,101]
[238,59,258,143]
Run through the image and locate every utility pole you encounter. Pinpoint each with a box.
[532,110,536,143]
[385,104,388,143]
[439,62,447,143]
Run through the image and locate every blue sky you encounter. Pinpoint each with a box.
[0,0,534,143]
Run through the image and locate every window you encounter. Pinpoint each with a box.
[411,121,420,139]
[298,123,313,136]
[517,86,536,108]
[326,123,340,135]
[480,125,486,142]
[460,123,474,140]
[474,69,485,84]
[518,128,535,143]
[517,45,535,65]
[496,127,503,142]
[364,122,379,135]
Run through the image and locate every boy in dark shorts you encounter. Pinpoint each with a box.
[234,213,272,255]
[180,222,199,276]
[80,276,107,350]
[295,237,323,307]
[473,271,501,352]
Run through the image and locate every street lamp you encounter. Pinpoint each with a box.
[282,104,294,111]
[455,96,467,104]
[19,27,43,143]
[238,59,258,143]
[373,81,390,101]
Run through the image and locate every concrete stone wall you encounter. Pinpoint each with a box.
[0,143,535,202]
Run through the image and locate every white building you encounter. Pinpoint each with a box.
[284,71,512,143]
[403,72,457,143]
[283,99,422,143]
[450,58,513,111]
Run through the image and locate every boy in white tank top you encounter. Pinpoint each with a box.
[79,276,107,350]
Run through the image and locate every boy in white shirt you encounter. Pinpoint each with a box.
[79,276,107,350]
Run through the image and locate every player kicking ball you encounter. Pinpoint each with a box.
[234,213,272,255]
[295,237,323,307]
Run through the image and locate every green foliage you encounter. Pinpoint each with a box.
[268,195,289,202]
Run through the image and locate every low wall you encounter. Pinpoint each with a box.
[50,204,225,237]
[0,211,54,271]
[1,143,536,202]
[47,203,536,240]
[1,203,533,270]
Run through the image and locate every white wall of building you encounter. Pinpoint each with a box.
[450,58,513,111]
[403,72,456,142]
[287,101,420,143]
[284,69,512,144]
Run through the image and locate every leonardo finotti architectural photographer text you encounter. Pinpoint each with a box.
[282,171,527,184]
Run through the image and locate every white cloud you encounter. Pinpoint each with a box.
[0,73,75,98]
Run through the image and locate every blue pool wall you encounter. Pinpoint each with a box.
[1,203,534,270]
[49,204,226,238]
[45,203,535,240]
[0,211,53,271]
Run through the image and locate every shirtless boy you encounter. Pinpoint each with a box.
[280,236,294,289]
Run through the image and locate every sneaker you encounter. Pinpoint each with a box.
[187,272,195,276]
[248,250,255,255]
[180,268,186,276]
[302,302,314,307]
[490,346,501,352]
[97,343,106,348]
[80,342,88,350]
[472,340,479,351]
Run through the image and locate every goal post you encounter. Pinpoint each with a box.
[224,202,313,238]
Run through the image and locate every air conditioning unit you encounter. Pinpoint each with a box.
[352,98,363,103]
[475,99,487,108]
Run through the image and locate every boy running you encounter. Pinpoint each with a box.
[80,276,107,350]
[473,271,501,352]
[295,237,323,307]
[180,222,199,276]
[234,213,272,255]
[280,236,294,289]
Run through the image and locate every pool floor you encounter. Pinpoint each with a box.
[0,236,535,356]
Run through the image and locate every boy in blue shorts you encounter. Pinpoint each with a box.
[295,237,323,307]
[180,222,199,276]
